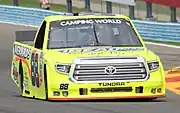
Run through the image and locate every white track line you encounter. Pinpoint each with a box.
[1,21,180,49]
[145,42,180,48]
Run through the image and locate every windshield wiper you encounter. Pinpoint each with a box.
[91,23,99,45]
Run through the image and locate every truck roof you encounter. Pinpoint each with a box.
[44,13,131,22]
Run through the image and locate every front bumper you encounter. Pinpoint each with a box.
[47,81,166,100]
[48,94,165,101]
[47,56,166,100]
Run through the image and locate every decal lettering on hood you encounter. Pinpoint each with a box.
[59,47,144,53]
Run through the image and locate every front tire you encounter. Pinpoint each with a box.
[137,98,158,102]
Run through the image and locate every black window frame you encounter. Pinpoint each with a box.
[34,21,46,49]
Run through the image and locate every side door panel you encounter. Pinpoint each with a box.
[31,20,47,99]
[30,49,45,99]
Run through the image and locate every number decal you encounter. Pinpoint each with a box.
[31,52,36,87]
[31,51,44,88]
[60,84,69,90]
[31,51,39,88]
[35,53,39,88]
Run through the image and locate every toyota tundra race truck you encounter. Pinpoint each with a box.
[10,13,166,101]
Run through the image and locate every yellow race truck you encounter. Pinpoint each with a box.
[10,13,166,101]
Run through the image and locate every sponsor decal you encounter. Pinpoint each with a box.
[30,51,44,88]
[23,76,29,88]
[31,51,42,88]
[59,47,144,53]
[15,56,31,79]
[99,82,125,87]
[12,63,18,84]
[39,52,44,87]
[60,18,122,26]
[14,44,31,59]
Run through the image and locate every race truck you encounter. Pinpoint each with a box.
[10,13,166,101]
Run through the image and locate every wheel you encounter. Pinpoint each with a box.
[19,62,24,94]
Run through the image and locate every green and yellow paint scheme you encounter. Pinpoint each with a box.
[10,14,166,101]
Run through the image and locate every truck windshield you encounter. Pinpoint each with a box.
[48,18,143,49]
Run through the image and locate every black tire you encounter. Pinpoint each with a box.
[19,61,24,94]
[138,98,157,102]
[44,64,48,100]
[146,98,158,101]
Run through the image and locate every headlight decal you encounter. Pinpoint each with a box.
[55,64,71,74]
[148,61,159,72]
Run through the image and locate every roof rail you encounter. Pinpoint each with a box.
[63,12,117,16]
[80,12,117,16]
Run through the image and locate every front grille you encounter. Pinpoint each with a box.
[70,57,149,82]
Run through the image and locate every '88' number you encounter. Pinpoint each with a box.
[60,84,69,90]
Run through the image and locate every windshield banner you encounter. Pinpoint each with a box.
[59,18,123,27]
[103,0,136,6]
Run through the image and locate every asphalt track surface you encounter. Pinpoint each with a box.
[0,23,180,113]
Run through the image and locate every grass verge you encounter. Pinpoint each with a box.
[0,0,84,12]
[87,0,180,17]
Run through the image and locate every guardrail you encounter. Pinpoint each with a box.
[0,5,180,42]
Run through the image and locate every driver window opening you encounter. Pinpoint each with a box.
[35,21,46,49]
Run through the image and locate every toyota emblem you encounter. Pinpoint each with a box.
[105,66,116,75]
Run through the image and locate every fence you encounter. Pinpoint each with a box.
[49,0,180,22]
[0,5,180,42]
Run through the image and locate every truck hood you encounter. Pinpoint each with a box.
[44,47,158,63]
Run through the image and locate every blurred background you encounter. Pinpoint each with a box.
[0,0,180,22]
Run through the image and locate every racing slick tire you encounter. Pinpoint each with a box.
[136,98,158,102]
[19,61,24,95]
[144,98,158,101]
